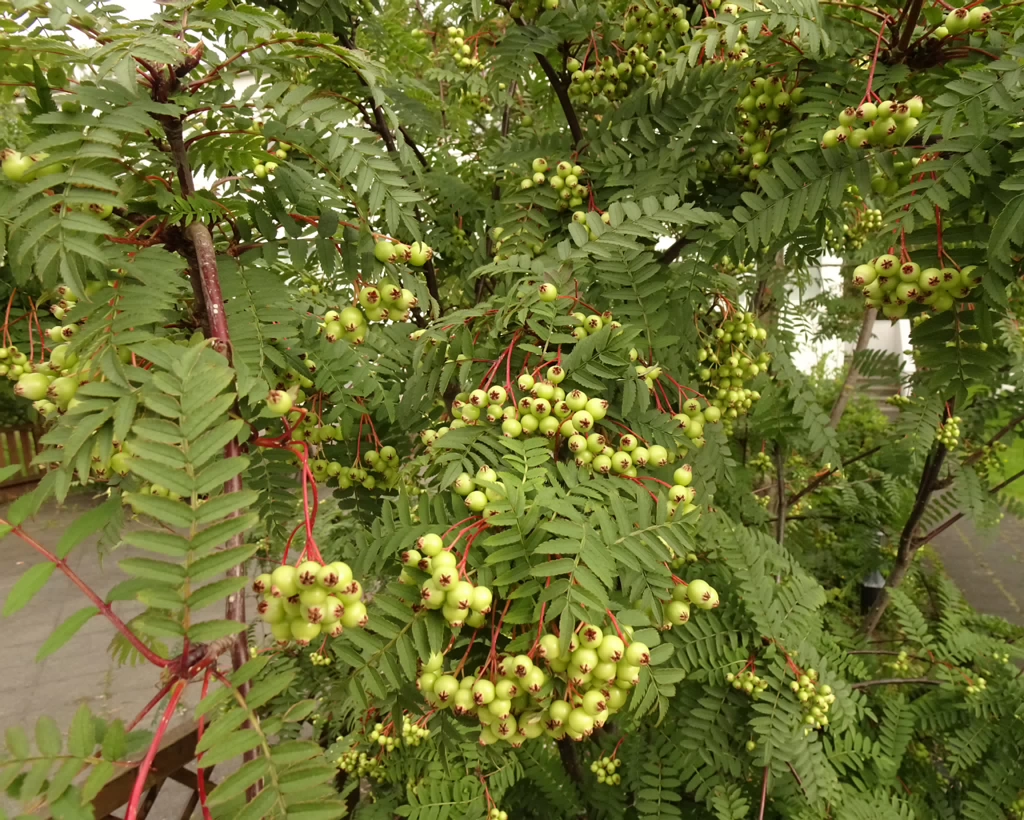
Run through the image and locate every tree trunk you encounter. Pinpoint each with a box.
[829,308,877,429]
[861,442,947,633]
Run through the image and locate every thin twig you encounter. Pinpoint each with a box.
[850,677,943,690]
[124,681,187,820]
[659,237,689,265]
[2,521,170,668]
[917,466,1024,544]
[773,443,786,545]
[786,445,882,507]
[758,766,769,820]
[862,442,947,634]
[398,125,430,170]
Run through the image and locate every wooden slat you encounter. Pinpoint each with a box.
[0,425,45,487]
[91,723,200,819]
[19,428,34,476]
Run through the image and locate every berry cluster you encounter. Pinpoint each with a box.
[335,748,385,782]
[309,651,332,666]
[691,10,755,63]
[727,667,769,698]
[567,48,660,106]
[965,676,987,695]
[870,156,920,197]
[505,0,559,21]
[263,373,407,493]
[965,440,1007,480]
[822,97,923,150]
[440,26,482,72]
[590,754,622,786]
[1,149,63,184]
[414,283,729,516]
[329,447,404,491]
[936,415,963,449]
[5,289,144,485]
[730,76,804,186]
[416,623,654,747]
[253,140,290,179]
[488,809,509,820]
[660,577,719,628]
[566,210,611,241]
[368,719,430,750]
[825,203,883,253]
[400,720,432,747]
[789,668,833,733]
[321,282,418,346]
[490,224,544,259]
[516,158,590,209]
[428,372,703,516]
[254,561,368,645]
[715,254,755,277]
[887,649,912,672]
[939,5,992,37]
[853,254,980,319]
[693,310,770,422]
[622,0,690,47]
[400,531,494,628]
[374,237,433,268]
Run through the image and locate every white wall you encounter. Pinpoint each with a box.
[791,252,910,390]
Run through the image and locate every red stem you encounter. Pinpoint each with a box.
[605,610,626,642]
[3,522,170,667]
[196,669,214,820]
[125,681,187,820]
[127,680,176,730]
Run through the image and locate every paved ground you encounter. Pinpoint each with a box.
[930,515,1024,625]
[2,493,1021,817]
[0,493,250,818]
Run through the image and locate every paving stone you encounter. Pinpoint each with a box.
[930,516,1024,626]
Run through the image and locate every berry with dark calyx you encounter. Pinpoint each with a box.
[266,389,293,417]
[625,641,650,666]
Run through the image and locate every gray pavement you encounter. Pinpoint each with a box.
[930,515,1024,625]
[1,493,250,818]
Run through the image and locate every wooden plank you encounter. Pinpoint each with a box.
[177,765,215,820]
[19,428,34,477]
[0,429,10,472]
[0,425,46,487]
[90,723,200,818]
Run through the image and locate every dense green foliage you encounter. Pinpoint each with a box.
[2,0,1024,816]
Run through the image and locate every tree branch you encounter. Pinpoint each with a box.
[786,445,882,507]
[916,465,1024,544]
[555,737,588,809]
[659,236,690,265]
[163,117,196,198]
[2,520,170,668]
[896,0,925,53]
[398,125,430,170]
[495,6,583,149]
[773,442,786,544]
[828,307,876,430]
[850,677,943,690]
[368,101,444,315]
[862,442,947,634]
[963,412,1024,467]
[532,51,584,149]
